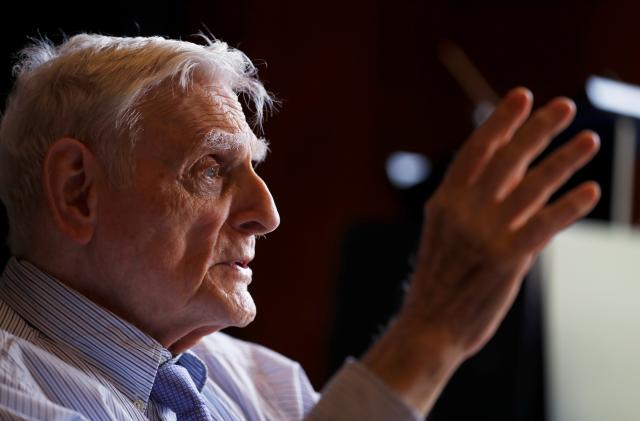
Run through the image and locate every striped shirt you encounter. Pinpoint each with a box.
[0,258,419,420]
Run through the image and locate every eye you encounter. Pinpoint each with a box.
[204,166,221,179]
[193,156,222,180]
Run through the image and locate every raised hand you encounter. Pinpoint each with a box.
[362,88,600,416]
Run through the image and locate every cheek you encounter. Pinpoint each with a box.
[97,162,240,315]
[157,192,234,295]
[100,187,227,286]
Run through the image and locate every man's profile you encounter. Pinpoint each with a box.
[0,33,600,420]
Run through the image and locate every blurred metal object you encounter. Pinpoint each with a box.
[438,40,499,126]
[586,76,639,226]
[612,117,636,226]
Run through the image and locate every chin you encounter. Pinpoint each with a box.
[219,289,257,328]
[233,311,256,328]
[204,270,257,328]
[232,294,257,327]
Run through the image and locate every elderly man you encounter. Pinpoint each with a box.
[0,34,599,420]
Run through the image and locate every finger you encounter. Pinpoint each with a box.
[475,98,576,201]
[511,181,600,254]
[443,87,532,188]
[501,131,600,230]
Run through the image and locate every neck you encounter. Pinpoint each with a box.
[168,326,220,355]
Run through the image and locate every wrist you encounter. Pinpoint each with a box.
[361,313,465,416]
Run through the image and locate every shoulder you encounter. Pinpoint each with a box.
[0,328,144,421]
[0,330,92,420]
[0,327,94,394]
[0,329,39,387]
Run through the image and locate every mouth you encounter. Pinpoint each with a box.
[233,260,250,269]
[210,249,255,278]
[211,258,253,279]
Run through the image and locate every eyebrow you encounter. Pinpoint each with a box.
[202,131,270,163]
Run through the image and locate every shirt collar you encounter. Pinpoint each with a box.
[177,351,209,392]
[0,257,173,407]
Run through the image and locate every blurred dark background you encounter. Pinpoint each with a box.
[2,1,640,420]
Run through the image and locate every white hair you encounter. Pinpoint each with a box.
[0,33,273,253]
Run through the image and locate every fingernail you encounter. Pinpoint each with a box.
[504,87,532,110]
[586,130,600,149]
[509,86,532,102]
[583,181,601,201]
[553,97,576,114]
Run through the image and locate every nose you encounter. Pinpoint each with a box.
[231,167,280,236]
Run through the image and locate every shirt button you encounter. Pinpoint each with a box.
[133,400,145,411]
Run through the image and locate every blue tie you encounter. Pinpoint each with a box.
[151,358,214,421]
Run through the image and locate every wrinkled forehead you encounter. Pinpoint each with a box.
[194,84,268,161]
[196,83,249,133]
[139,80,268,161]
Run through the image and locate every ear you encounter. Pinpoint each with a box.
[42,138,98,245]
